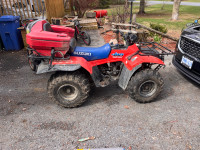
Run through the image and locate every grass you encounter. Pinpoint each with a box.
[107,4,199,31]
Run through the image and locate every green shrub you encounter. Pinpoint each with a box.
[149,23,168,43]
[150,23,168,35]
[109,0,125,5]
[99,0,110,8]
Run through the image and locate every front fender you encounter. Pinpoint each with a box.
[118,64,142,90]
[123,55,165,70]
[118,55,165,90]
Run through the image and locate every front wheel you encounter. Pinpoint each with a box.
[81,31,91,46]
[128,69,164,103]
[47,72,91,108]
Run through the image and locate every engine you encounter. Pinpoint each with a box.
[98,62,122,80]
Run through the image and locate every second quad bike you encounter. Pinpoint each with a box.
[26,20,173,108]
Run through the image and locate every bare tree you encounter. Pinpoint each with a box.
[172,0,181,20]
[73,0,99,18]
[111,0,130,24]
[138,0,145,14]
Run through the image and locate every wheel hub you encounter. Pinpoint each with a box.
[139,80,157,97]
[58,84,78,101]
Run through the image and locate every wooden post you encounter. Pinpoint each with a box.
[32,0,37,17]
[24,0,30,18]
[45,0,65,22]
[132,14,137,23]
[40,0,44,14]
[8,0,14,16]
[36,0,41,16]
[0,0,6,15]
[5,0,9,15]
[27,0,34,18]
[12,0,18,16]
[16,0,23,19]
[20,0,27,19]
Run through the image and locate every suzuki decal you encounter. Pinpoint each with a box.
[74,51,92,56]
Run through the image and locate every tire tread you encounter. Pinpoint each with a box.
[47,71,91,108]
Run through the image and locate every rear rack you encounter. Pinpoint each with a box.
[128,42,175,60]
[27,47,70,69]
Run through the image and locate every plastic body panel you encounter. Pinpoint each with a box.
[26,20,75,57]
[51,44,165,74]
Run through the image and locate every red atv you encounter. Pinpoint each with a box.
[26,20,173,108]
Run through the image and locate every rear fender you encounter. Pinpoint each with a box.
[36,57,93,74]
[36,61,81,74]
[118,55,165,90]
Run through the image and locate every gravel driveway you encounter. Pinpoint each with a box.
[0,30,200,150]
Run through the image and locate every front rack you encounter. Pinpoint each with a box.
[127,42,175,60]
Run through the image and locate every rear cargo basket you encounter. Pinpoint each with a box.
[26,20,75,58]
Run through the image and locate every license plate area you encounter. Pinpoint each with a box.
[181,56,193,69]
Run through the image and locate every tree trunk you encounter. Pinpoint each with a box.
[172,0,181,20]
[69,0,75,16]
[138,0,145,14]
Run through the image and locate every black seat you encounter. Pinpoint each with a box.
[43,23,53,32]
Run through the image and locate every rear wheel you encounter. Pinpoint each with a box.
[128,69,164,103]
[81,31,91,46]
[47,71,91,108]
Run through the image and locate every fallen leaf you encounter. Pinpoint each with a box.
[128,146,132,150]
[34,88,46,92]
[124,105,129,109]
[22,119,27,123]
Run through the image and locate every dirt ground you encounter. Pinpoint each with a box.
[0,30,200,150]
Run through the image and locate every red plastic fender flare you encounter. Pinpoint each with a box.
[118,55,165,90]
[123,55,165,71]
[51,56,93,73]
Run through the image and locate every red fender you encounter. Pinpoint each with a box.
[52,56,93,74]
[123,55,165,70]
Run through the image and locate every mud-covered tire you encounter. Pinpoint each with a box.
[47,72,91,108]
[128,69,164,103]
